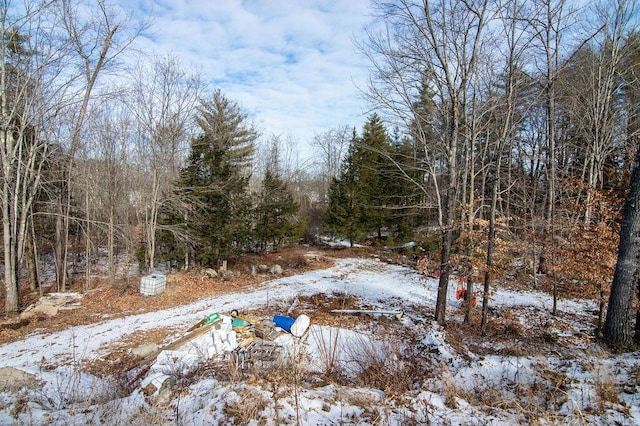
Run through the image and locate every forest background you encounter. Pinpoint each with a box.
[2,0,640,348]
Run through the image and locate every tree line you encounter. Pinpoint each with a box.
[0,1,304,315]
[1,0,639,349]
[349,0,640,348]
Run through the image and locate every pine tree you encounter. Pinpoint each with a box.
[254,169,300,251]
[323,115,397,245]
[357,113,393,240]
[386,131,424,241]
[323,132,368,246]
[166,90,257,266]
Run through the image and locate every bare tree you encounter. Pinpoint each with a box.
[562,0,638,224]
[359,0,492,325]
[0,1,71,312]
[312,126,352,200]
[480,0,531,331]
[51,0,144,289]
[524,0,581,315]
[82,101,134,286]
[127,54,203,272]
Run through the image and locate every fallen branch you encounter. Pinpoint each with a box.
[330,309,404,317]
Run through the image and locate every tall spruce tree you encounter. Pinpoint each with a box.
[323,131,368,246]
[254,169,300,251]
[169,90,257,266]
[358,113,394,240]
[323,115,397,245]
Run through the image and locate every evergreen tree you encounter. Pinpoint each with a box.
[323,130,364,246]
[386,132,424,241]
[254,169,300,251]
[357,113,394,240]
[323,115,397,245]
[164,90,257,266]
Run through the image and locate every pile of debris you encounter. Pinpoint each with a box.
[131,310,311,401]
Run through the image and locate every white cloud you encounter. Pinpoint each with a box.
[112,0,374,159]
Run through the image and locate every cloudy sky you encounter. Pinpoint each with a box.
[113,0,376,158]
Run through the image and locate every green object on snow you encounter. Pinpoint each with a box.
[203,313,220,326]
[232,318,249,328]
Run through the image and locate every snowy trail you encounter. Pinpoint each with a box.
[0,258,594,373]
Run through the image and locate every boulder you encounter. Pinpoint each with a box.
[0,367,41,391]
[269,264,283,275]
[21,303,58,319]
[220,270,240,281]
[203,268,218,279]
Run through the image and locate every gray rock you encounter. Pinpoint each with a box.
[0,367,41,391]
[204,268,218,279]
[156,377,175,405]
[269,264,283,275]
[28,304,59,317]
[221,270,240,281]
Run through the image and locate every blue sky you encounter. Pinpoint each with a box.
[113,0,375,157]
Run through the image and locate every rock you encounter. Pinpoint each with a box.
[156,377,175,404]
[20,292,82,319]
[220,270,240,281]
[204,268,218,279]
[0,367,41,391]
[19,310,36,320]
[141,372,175,404]
[257,264,269,273]
[269,264,283,275]
[304,253,320,262]
[22,303,59,318]
[131,343,159,359]
[40,292,83,304]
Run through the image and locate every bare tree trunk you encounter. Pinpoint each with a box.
[84,174,92,291]
[435,105,460,326]
[54,214,67,292]
[603,142,640,349]
[108,205,115,286]
[25,216,39,292]
[146,171,159,271]
[481,175,499,333]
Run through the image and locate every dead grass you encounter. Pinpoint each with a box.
[222,386,271,425]
[593,366,621,411]
[350,334,419,396]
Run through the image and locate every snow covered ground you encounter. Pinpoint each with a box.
[0,257,638,425]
